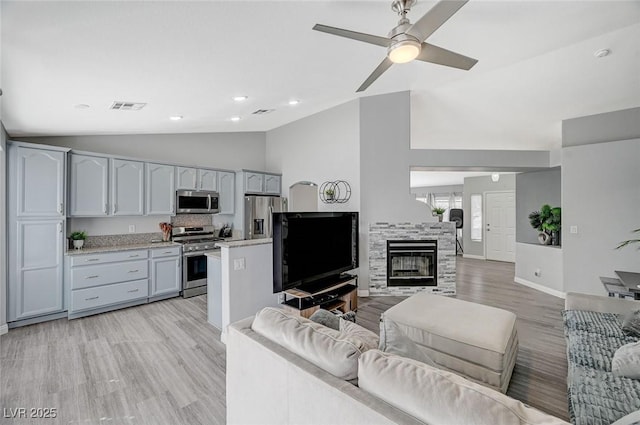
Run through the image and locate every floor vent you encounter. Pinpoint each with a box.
[110,101,147,111]
[252,109,275,115]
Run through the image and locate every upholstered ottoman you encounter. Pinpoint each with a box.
[381,293,518,393]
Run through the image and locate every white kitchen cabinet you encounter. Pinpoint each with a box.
[244,172,264,194]
[151,255,181,297]
[198,169,218,191]
[264,174,282,195]
[218,171,235,214]
[111,159,144,216]
[9,219,64,321]
[16,147,65,218]
[146,163,176,215]
[177,167,198,190]
[69,154,109,216]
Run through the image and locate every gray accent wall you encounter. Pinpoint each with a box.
[562,107,640,147]
[462,174,516,258]
[1,123,7,331]
[515,168,561,244]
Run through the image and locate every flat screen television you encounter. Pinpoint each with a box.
[272,212,359,293]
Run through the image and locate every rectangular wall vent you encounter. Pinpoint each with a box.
[110,101,147,111]
[252,109,275,115]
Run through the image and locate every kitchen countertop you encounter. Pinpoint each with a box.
[205,251,222,259]
[215,238,272,248]
[65,241,181,256]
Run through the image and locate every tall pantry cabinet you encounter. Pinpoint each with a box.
[7,143,69,324]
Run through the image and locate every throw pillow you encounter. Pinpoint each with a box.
[612,341,640,380]
[379,319,437,367]
[341,311,357,323]
[622,310,640,337]
[309,309,340,330]
[339,319,379,351]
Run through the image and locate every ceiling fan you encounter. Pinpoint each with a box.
[313,0,478,92]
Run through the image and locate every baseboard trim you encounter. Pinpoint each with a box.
[0,324,8,336]
[357,289,370,297]
[463,254,486,260]
[514,277,566,299]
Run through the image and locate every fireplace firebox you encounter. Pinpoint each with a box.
[386,240,437,286]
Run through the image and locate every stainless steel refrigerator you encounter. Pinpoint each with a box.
[244,195,287,239]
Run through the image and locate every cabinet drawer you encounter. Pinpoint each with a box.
[70,249,148,266]
[71,279,148,312]
[150,246,181,258]
[71,260,148,289]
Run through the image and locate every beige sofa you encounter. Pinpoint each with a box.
[226,313,568,425]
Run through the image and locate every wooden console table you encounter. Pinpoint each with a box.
[282,276,358,318]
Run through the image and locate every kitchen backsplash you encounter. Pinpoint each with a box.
[83,232,163,249]
[171,214,213,227]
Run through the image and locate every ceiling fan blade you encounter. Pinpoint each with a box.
[356,58,393,92]
[416,42,477,70]
[406,0,469,43]
[313,24,391,48]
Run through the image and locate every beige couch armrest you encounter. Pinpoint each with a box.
[565,292,639,315]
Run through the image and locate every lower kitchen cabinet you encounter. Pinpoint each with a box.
[150,248,181,297]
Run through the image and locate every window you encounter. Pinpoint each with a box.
[471,194,482,241]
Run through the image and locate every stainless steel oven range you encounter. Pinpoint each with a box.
[172,225,222,298]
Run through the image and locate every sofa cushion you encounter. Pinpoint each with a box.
[251,307,368,380]
[379,319,437,367]
[358,350,568,425]
[612,341,640,379]
[339,319,379,351]
[622,309,640,337]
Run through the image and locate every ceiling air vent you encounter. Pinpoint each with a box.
[252,109,275,115]
[110,101,147,111]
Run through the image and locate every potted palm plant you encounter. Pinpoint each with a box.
[617,228,640,251]
[70,231,87,250]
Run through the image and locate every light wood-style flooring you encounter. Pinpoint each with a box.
[0,257,568,424]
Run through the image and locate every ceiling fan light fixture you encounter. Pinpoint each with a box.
[387,39,420,63]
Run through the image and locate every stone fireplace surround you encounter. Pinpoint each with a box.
[369,222,456,296]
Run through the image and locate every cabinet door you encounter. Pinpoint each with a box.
[244,172,264,194]
[151,256,181,297]
[218,171,235,214]
[198,169,218,191]
[9,220,64,321]
[16,147,65,217]
[264,174,281,195]
[176,167,198,190]
[69,154,109,216]
[111,159,144,215]
[146,163,176,215]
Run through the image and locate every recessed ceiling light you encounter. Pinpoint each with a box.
[169,115,183,121]
[74,104,90,109]
[288,99,300,106]
[594,48,611,58]
[233,96,248,102]
[230,116,241,122]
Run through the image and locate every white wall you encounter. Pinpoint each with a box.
[562,138,640,295]
[515,243,564,297]
[462,174,516,258]
[0,124,7,333]
[266,100,360,212]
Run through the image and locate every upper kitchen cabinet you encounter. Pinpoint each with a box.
[218,171,235,214]
[111,159,144,215]
[264,174,282,195]
[176,167,198,190]
[198,169,218,192]
[241,170,282,195]
[69,154,109,216]
[146,163,175,215]
[244,171,264,194]
[15,146,66,218]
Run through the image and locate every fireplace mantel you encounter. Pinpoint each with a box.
[369,222,456,296]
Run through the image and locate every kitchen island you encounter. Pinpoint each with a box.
[206,238,280,342]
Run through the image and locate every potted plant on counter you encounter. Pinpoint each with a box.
[529,204,561,245]
[432,207,446,222]
[70,231,87,250]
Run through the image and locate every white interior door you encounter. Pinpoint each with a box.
[485,191,516,262]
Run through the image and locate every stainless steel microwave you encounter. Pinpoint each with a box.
[176,190,220,214]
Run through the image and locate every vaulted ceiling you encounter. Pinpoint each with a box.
[2,1,639,150]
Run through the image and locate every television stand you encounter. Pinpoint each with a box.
[282,275,358,319]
